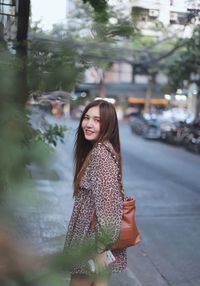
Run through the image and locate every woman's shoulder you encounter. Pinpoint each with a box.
[90,141,116,161]
[91,142,109,156]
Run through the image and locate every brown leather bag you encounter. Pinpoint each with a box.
[112,196,141,250]
[91,143,141,250]
[91,196,141,250]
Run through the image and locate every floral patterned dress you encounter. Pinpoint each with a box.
[64,142,127,274]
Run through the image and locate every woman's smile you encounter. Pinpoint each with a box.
[84,128,95,136]
[84,128,94,135]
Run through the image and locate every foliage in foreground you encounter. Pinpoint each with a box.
[0,43,71,285]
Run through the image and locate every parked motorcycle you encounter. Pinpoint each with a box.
[160,118,200,154]
[183,119,200,154]
[130,113,161,139]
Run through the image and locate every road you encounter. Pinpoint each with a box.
[119,121,200,286]
[29,112,200,286]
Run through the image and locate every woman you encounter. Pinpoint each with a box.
[64,99,127,286]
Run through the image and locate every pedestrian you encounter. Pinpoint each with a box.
[64,99,127,286]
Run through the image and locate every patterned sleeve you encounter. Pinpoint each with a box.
[89,143,123,247]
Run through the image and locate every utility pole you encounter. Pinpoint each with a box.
[16,0,30,106]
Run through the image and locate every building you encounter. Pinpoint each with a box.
[131,0,187,25]
[130,0,200,37]
[84,0,200,86]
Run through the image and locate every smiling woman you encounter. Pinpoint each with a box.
[64,100,127,286]
[31,0,66,31]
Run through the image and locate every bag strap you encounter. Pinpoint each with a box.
[90,142,125,230]
[99,142,125,199]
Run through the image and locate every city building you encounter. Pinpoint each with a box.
[84,0,200,86]
[130,0,200,37]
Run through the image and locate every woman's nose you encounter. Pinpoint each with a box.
[86,118,94,127]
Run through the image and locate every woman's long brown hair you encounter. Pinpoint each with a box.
[73,99,122,195]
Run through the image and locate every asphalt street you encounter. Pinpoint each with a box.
[120,121,200,286]
[28,111,200,286]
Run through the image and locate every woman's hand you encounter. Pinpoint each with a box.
[95,252,108,274]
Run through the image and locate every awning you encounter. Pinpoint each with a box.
[128,97,168,105]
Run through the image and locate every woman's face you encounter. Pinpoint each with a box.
[81,106,100,142]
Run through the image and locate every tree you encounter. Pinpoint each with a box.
[166,24,200,118]
[167,24,200,92]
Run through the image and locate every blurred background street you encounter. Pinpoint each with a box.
[1,1,200,285]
